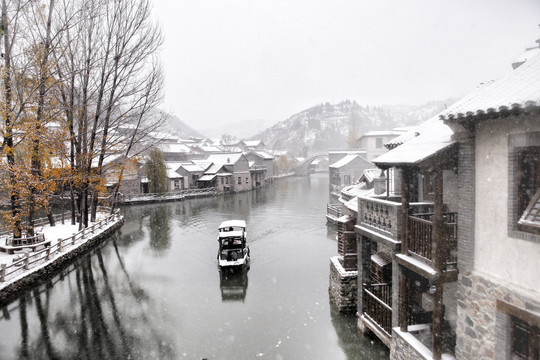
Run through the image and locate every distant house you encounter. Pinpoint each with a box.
[197,153,252,193]
[244,150,275,186]
[357,129,408,161]
[155,142,192,162]
[243,140,266,151]
[164,162,184,191]
[176,162,207,189]
[328,153,372,200]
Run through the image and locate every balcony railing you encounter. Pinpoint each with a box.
[408,212,457,269]
[326,204,342,220]
[358,196,433,241]
[363,283,392,336]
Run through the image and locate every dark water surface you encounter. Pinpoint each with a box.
[0,174,389,360]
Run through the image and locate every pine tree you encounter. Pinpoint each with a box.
[146,149,167,194]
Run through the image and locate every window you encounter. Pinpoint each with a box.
[509,132,540,239]
[245,177,248,184]
[238,177,241,185]
[220,177,224,185]
[174,180,180,189]
[376,137,383,149]
[497,299,540,360]
[512,317,539,360]
[516,146,540,233]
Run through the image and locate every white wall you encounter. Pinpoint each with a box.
[474,114,540,292]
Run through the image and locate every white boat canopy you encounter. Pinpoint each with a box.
[219,220,246,229]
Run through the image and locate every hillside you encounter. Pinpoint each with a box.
[165,113,205,139]
[251,99,453,155]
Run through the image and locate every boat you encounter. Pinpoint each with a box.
[217,220,250,270]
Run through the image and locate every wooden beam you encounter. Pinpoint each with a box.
[400,168,410,255]
[399,267,408,332]
[432,283,443,360]
[432,170,444,272]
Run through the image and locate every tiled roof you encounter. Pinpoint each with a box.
[206,153,243,166]
[166,169,182,179]
[440,51,540,122]
[373,116,454,167]
[180,163,205,172]
[330,154,371,168]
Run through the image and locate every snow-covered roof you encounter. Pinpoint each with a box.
[198,174,216,181]
[199,146,222,152]
[247,150,274,160]
[360,130,407,138]
[149,131,180,142]
[179,163,205,172]
[328,149,366,155]
[243,140,264,147]
[361,168,383,183]
[219,220,246,229]
[166,169,182,179]
[373,116,454,167]
[191,160,213,171]
[206,153,243,166]
[157,143,191,153]
[330,154,370,168]
[440,50,540,122]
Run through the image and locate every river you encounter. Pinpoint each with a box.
[0,173,389,360]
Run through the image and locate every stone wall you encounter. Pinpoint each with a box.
[390,328,430,360]
[456,272,540,360]
[329,256,358,313]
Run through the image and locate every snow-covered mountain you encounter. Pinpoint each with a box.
[165,113,205,139]
[251,99,453,155]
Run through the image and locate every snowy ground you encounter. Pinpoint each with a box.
[0,212,120,289]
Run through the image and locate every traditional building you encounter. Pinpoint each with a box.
[244,150,275,185]
[439,49,540,360]
[329,153,373,201]
[351,41,540,360]
[357,130,408,161]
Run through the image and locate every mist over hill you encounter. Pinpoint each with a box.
[250,99,453,155]
[164,113,205,139]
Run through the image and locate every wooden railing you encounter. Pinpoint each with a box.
[408,212,457,268]
[363,283,392,336]
[326,204,342,219]
[0,208,121,282]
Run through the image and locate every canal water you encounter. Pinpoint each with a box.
[0,173,389,360]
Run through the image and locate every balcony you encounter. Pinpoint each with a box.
[408,212,457,271]
[362,283,393,338]
[326,204,343,224]
[358,195,433,242]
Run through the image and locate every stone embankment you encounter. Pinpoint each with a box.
[0,208,123,303]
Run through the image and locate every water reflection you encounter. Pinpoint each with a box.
[148,206,172,253]
[330,302,389,359]
[0,237,174,360]
[219,269,249,302]
[0,174,389,360]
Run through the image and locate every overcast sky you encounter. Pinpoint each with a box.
[152,0,540,131]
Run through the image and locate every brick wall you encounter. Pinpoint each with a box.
[455,133,475,273]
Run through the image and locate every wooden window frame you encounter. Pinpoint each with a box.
[497,299,540,360]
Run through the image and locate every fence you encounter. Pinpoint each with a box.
[0,208,120,283]
[363,283,393,336]
[408,212,458,268]
[120,188,217,203]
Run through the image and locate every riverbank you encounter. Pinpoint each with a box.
[0,209,123,303]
